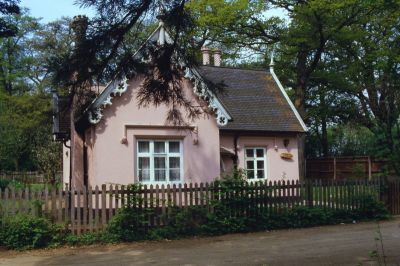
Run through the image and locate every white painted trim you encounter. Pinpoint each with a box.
[244,147,267,181]
[269,68,308,132]
[85,23,230,127]
[136,139,184,184]
[184,66,232,126]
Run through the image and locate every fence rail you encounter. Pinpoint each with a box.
[0,179,397,235]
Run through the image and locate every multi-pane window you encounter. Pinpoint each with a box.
[245,147,266,180]
[137,140,182,183]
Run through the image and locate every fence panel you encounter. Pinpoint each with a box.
[1,179,398,235]
[387,179,400,215]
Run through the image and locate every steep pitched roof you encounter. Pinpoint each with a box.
[198,66,306,133]
[73,20,305,133]
[80,23,231,127]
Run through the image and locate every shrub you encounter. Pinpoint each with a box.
[106,183,152,242]
[6,180,24,190]
[0,215,63,250]
[64,232,116,246]
[171,206,208,236]
[356,195,390,220]
[0,179,10,190]
[107,207,151,242]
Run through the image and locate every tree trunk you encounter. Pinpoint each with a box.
[321,118,329,157]
[320,93,329,157]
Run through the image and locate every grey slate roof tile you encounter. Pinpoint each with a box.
[198,66,304,133]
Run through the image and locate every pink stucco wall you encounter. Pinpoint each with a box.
[84,77,221,187]
[220,134,300,181]
[63,75,302,187]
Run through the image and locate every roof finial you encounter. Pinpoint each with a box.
[157,0,166,23]
[157,0,166,45]
[269,46,275,71]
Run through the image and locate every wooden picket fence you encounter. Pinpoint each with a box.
[0,179,391,235]
[386,179,400,215]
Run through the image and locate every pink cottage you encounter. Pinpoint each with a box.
[53,21,306,189]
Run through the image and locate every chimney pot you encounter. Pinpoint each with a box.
[201,46,211,65]
[213,49,222,67]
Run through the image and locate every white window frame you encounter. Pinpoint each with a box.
[136,140,183,184]
[244,147,267,180]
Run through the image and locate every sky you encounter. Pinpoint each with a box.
[20,0,287,23]
[20,0,95,22]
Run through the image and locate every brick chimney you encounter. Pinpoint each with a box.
[213,49,222,67]
[201,46,211,65]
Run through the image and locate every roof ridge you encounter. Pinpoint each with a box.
[199,65,271,73]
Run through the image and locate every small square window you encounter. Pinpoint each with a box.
[139,169,150,181]
[169,141,180,153]
[155,170,166,181]
[247,170,255,179]
[154,141,165,153]
[169,157,180,168]
[138,141,149,153]
[246,149,254,158]
[257,170,265,179]
[169,169,180,181]
[246,160,254,169]
[154,157,166,168]
[138,157,150,169]
[245,147,266,180]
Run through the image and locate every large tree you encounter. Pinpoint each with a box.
[0,0,20,38]
[52,0,208,125]
[0,11,64,171]
[0,10,41,95]
[334,2,400,173]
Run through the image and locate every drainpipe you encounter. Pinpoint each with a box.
[233,135,239,170]
[63,140,72,191]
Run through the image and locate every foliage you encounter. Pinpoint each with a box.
[4,179,23,190]
[0,11,68,172]
[0,178,10,190]
[64,231,117,246]
[50,0,209,126]
[103,177,390,244]
[0,215,63,250]
[0,178,390,250]
[32,131,62,185]
[0,91,52,171]
[188,0,400,172]
[0,10,41,95]
[106,183,153,242]
[0,0,20,38]
[146,206,210,240]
